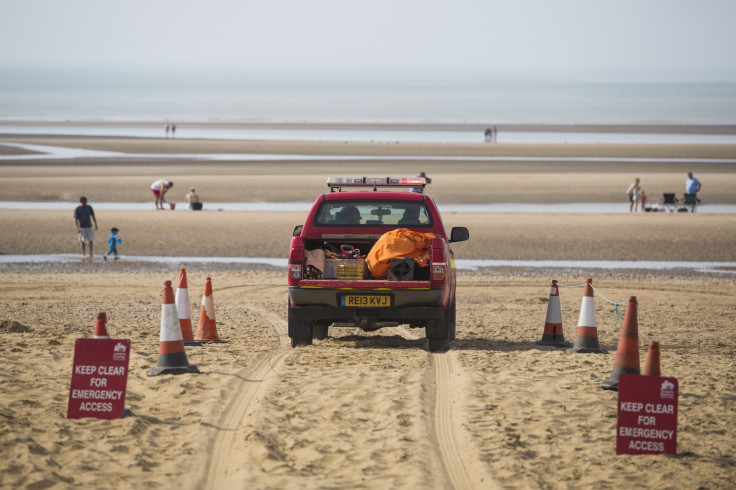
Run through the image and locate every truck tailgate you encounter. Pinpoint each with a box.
[299,279,431,290]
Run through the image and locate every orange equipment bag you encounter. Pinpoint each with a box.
[365,228,435,279]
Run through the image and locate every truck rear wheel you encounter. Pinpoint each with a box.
[291,337,312,348]
[428,337,450,353]
[426,316,450,353]
[448,300,456,341]
[313,323,329,341]
[288,299,313,347]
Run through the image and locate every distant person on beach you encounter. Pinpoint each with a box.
[484,128,491,142]
[184,188,202,210]
[151,180,174,209]
[165,124,170,137]
[492,125,498,143]
[626,178,640,212]
[172,124,176,137]
[103,227,121,261]
[412,172,431,193]
[74,196,98,259]
[639,190,647,212]
[685,172,702,212]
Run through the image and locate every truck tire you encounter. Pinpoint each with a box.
[313,323,329,341]
[288,299,313,347]
[426,316,450,353]
[291,337,312,348]
[428,337,450,353]
[448,300,457,341]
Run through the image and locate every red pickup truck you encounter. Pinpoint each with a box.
[288,176,469,352]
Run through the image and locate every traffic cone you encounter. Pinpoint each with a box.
[194,277,227,343]
[600,296,640,391]
[93,312,109,339]
[643,341,661,376]
[175,268,202,347]
[567,278,608,354]
[535,280,571,348]
[148,280,200,376]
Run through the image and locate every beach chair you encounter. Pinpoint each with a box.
[683,193,700,211]
[661,193,678,206]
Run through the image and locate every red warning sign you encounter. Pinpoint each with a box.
[67,338,130,420]
[617,374,678,455]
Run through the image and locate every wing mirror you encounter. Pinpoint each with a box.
[449,227,469,243]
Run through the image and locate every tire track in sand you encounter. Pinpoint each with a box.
[431,352,496,490]
[202,308,290,488]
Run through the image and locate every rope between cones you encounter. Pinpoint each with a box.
[186,278,206,288]
[558,281,627,324]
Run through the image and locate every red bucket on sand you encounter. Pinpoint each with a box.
[170,203,176,210]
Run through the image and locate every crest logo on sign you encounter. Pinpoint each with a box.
[660,380,675,400]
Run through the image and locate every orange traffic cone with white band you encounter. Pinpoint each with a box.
[567,278,608,354]
[93,312,109,339]
[643,341,661,376]
[194,276,226,343]
[535,280,571,348]
[175,268,202,346]
[600,296,640,391]
[148,280,200,376]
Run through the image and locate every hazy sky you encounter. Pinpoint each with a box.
[2,0,735,81]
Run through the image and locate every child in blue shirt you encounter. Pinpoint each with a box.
[103,227,122,260]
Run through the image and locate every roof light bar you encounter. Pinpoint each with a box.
[327,177,427,192]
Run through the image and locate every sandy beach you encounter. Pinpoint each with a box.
[1,133,735,489]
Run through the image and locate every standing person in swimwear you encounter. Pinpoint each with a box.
[151,180,174,209]
[626,178,640,213]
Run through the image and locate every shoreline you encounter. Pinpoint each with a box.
[2,210,735,262]
[3,120,736,134]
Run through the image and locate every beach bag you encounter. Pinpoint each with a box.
[191,202,203,210]
[366,228,434,279]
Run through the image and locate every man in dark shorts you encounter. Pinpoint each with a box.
[74,196,98,258]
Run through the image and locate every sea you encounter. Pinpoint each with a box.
[2,67,736,143]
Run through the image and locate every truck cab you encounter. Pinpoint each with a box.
[288,176,469,352]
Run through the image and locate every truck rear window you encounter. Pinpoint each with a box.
[315,201,433,227]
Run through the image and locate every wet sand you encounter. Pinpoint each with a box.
[1,210,735,263]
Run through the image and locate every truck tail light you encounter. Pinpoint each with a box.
[430,238,446,283]
[289,245,304,263]
[289,264,302,281]
[432,264,445,281]
[288,243,304,285]
[430,238,445,261]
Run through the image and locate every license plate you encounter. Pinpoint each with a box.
[340,295,391,307]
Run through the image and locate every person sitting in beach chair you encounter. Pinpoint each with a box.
[184,188,203,211]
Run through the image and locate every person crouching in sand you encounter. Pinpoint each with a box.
[151,180,173,209]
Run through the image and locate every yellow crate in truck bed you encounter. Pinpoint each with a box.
[324,258,365,279]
